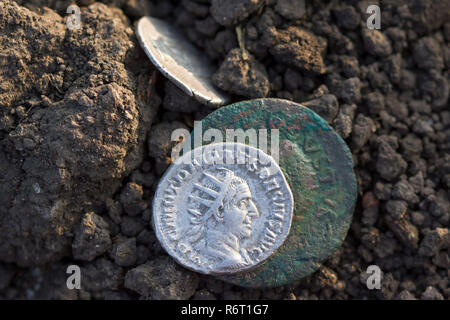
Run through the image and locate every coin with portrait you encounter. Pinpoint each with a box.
[152,142,294,275]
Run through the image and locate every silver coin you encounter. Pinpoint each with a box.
[152,143,294,275]
[136,16,230,107]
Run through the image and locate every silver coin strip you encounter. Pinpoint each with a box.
[136,16,230,107]
[153,142,294,275]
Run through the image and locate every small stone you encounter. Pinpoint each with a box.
[419,70,449,109]
[385,216,419,249]
[433,251,449,269]
[210,0,265,26]
[365,91,385,116]
[333,112,353,139]
[376,143,407,181]
[120,216,145,237]
[400,134,423,160]
[408,172,424,194]
[110,237,137,267]
[373,233,397,259]
[82,258,124,292]
[374,182,392,201]
[335,77,361,104]
[361,29,392,57]
[137,229,155,246]
[397,290,416,300]
[72,212,112,262]
[106,199,123,224]
[386,27,407,53]
[22,138,35,150]
[136,245,151,265]
[400,70,417,91]
[269,27,327,74]
[213,48,270,98]
[383,53,402,84]
[310,85,330,99]
[124,0,153,19]
[419,228,449,257]
[408,100,431,115]
[427,193,449,217]
[399,280,416,292]
[303,94,339,123]
[413,37,444,70]
[340,55,360,78]
[376,273,398,300]
[385,200,408,220]
[409,0,450,34]
[352,114,376,149]
[0,113,14,131]
[274,0,306,20]
[412,119,434,135]
[333,6,361,30]
[316,266,338,288]
[411,211,425,226]
[124,256,199,299]
[392,180,420,205]
[421,286,444,300]
[195,16,221,37]
[120,182,147,216]
[342,103,357,117]
[376,135,399,150]
[361,192,379,226]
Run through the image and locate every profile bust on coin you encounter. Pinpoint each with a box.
[186,168,260,272]
[153,143,294,275]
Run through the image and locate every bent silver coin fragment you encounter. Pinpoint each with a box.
[136,16,230,107]
[152,143,294,275]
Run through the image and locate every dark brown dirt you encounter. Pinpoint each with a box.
[0,0,449,300]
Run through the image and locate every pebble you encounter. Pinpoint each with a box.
[72,212,112,262]
[361,29,392,57]
[376,143,407,181]
[120,183,147,217]
[352,114,376,149]
[110,237,137,267]
[385,200,408,220]
[303,94,339,123]
[421,286,444,300]
[124,256,199,299]
[210,0,265,26]
[413,37,444,71]
[333,6,360,30]
[213,48,270,98]
[335,77,361,103]
[419,228,449,257]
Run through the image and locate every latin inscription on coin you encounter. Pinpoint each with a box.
[153,143,294,275]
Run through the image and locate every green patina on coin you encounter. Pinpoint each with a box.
[198,98,357,288]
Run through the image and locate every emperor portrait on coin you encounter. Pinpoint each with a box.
[152,143,294,275]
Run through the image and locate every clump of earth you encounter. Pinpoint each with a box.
[0,0,448,300]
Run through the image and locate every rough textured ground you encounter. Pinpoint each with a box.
[0,0,448,300]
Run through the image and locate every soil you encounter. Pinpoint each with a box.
[0,0,448,300]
